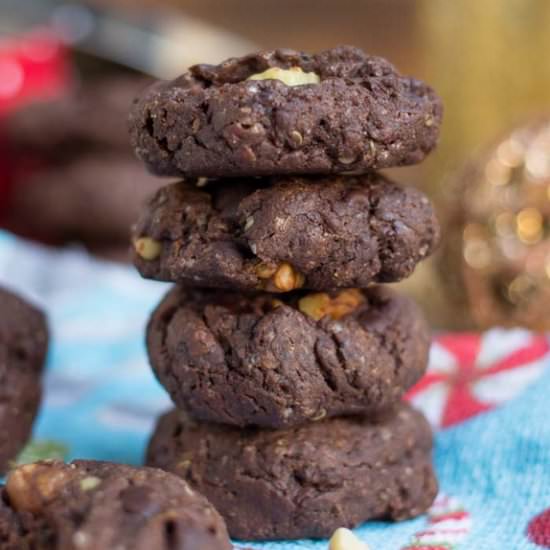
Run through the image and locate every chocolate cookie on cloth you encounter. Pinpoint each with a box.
[147,402,438,540]
[129,46,442,178]
[147,285,429,428]
[0,486,24,548]
[1,460,232,550]
[0,287,48,474]
[132,174,439,291]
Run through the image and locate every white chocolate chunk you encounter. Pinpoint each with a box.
[247,66,320,86]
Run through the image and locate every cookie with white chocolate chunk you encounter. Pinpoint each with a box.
[146,402,438,540]
[132,174,439,291]
[146,285,430,428]
[0,460,232,550]
[129,46,442,178]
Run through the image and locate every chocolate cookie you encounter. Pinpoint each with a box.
[2,460,232,550]
[129,46,442,178]
[147,402,438,540]
[0,487,24,548]
[147,285,429,428]
[6,76,151,158]
[0,287,48,474]
[132,174,439,291]
[5,155,165,253]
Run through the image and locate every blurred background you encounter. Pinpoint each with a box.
[1,0,550,330]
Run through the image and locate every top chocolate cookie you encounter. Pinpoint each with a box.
[129,46,442,178]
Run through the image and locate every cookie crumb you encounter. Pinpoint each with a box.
[329,528,370,550]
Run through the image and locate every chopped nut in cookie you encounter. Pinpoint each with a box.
[299,289,365,320]
[6,461,76,513]
[272,262,305,292]
[134,237,162,261]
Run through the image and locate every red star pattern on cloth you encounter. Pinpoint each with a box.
[528,507,550,547]
[406,329,550,429]
[401,494,472,549]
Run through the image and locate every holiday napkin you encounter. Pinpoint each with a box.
[0,229,549,550]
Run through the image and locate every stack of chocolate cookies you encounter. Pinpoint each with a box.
[128,46,443,541]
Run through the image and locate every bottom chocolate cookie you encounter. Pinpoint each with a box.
[147,402,438,541]
[1,460,232,550]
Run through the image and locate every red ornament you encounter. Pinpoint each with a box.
[0,28,70,212]
[528,508,550,547]
[0,28,69,115]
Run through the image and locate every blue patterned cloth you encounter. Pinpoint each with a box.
[1,230,549,550]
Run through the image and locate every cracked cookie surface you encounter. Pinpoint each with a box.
[146,402,438,540]
[1,460,231,550]
[146,285,430,428]
[0,287,48,474]
[132,174,440,291]
[129,46,442,178]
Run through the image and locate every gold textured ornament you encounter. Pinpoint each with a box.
[395,0,550,330]
[446,118,550,330]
